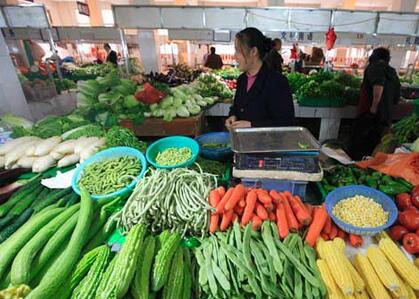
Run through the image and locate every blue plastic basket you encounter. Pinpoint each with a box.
[195,132,232,161]
[146,136,199,169]
[325,185,398,236]
[72,146,147,200]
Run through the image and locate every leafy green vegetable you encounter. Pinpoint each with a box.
[0,113,33,129]
[105,126,147,152]
[61,124,105,140]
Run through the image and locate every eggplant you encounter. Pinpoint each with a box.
[0,181,23,204]
[0,168,29,187]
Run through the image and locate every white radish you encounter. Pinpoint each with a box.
[34,136,62,156]
[0,156,4,168]
[54,139,78,155]
[4,139,40,168]
[79,138,106,162]
[0,136,38,155]
[57,153,80,168]
[50,150,64,160]
[32,155,56,173]
[17,156,36,169]
[74,137,99,154]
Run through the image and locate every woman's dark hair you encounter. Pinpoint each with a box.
[369,47,390,64]
[236,27,272,60]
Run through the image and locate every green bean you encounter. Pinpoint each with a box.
[155,147,192,166]
[261,221,283,276]
[204,244,218,298]
[242,224,257,274]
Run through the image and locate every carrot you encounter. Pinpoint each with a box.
[220,209,235,231]
[255,203,269,220]
[217,186,226,198]
[329,223,338,240]
[322,215,332,235]
[306,204,314,217]
[209,190,221,208]
[251,214,262,230]
[224,184,246,211]
[239,199,246,208]
[276,202,289,239]
[257,190,273,204]
[234,205,245,216]
[320,232,329,240]
[279,193,299,232]
[269,211,276,222]
[215,187,234,214]
[305,206,328,247]
[232,213,238,222]
[269,190,282,204]
[264,202,274,212]
[288,195,312,226]
[209,214,219,233]
[241,190,257,226]
[337,228,346,240]
[349,234,363,247]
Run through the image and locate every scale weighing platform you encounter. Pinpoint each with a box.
[231,127,323,181]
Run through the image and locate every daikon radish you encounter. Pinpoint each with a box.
[32,155,56,173]
[74,137,99,154]
[79,138,106,162]
[50,150,64,160]
[17,156,36,169]
[57,153,79,168]
[34,136,62,156]
[0,136,38,155]
[4,139,40,168]
[54,139,78,155]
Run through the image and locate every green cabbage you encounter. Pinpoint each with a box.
[76,93,97,108]
[197,100,207,107]
[150,103,159,111]
[124,95,139,109]
[204,97,215,105]
[173,97,183,107]
[161,96,174,109]
[188,104,201,115]
[0,113,33,129]
[176,106,190,118]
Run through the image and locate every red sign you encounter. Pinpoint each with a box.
[77,1,90,17]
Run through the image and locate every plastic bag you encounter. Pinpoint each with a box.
[134,82,166,105]
[356,152,419,186]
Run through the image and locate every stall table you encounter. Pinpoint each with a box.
[121,112,204,137]
[206,102,414,142]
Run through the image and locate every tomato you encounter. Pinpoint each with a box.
[398,209,419,231]
[416,227,419,236]
[411,185,419,209]
[388,225,409,241]
[396,193,412,211]
[402,233,419,255]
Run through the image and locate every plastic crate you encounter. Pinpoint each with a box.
[241,178,308,199]
[298,96,346,107]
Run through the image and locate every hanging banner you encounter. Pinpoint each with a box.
[77,2,90,17]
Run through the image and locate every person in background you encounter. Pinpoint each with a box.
[204,47,223,70]
[264,38,284,72]
[104,43,118,65]
[225,27,294,129]
[348,47,401,160]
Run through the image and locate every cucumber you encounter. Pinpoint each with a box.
[9,186,45,216]
[72,245,111,299]
[30,212,79,281]
[0,181,41,217]
[0,208,34,243]
[0,214,16,231]
[32,188,72,213]
[65,193,80,207]
[0,207,63,280]
[84,218,116,254]
[26,186,93,299]
[10,204,80,285]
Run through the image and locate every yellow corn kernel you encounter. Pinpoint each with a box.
[323,241,354,296]
[366,246,402,294]
[353,253,391,299]
[390,273,409,299]
[355,290,370,299]
[379,238,419,291]
[317,259,345,299]
[316,237,326,259]
[334,237,346,252]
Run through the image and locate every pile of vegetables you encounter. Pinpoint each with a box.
[0,135,106,172]
[116,168,216,237]
[213,68,241,79]
[195,222,325,299]
[192,157,226,178]
[192,74,233,99]
[79,156,141,195]
[104,126,147,152]
[70,63,117,78]
[155,147,192,166]
[392,113,419,144]
[51,79,77,93]
[321,165,413,196]
[388,186,419,255]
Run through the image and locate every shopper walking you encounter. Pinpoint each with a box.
[348,47,401,160]
[204,47,224,70]
[104,43,118,65]
[225,27,294,129]
[264,38,284,72]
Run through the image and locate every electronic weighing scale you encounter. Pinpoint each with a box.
[231,127,323,181]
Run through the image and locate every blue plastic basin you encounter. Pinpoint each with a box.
[195,132,232,161]
[325,185,398,236]
[72,146,147,200]
[146,136,199,169]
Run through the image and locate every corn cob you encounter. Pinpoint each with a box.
[379,238,419,291]
[353,253,391,299]
[354,290,370,299]
[415,258,419,270]
[323,241,354,296]
[317,259,344,299]
[366,246,402,294]
[333,237,346,253]
[316,237,326,259]
[404,282,416,299]
[390,273,409,299]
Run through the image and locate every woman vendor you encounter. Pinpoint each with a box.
[225,28,295,129]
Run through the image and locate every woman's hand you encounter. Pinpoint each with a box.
[231,120,251,128]
[225,116,237,129]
